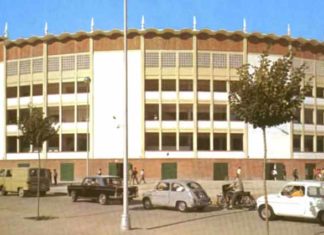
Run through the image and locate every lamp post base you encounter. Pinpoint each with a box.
[120,213,131,231]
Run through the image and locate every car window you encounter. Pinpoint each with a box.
[308,186,324,198]
[6,170,12,177]
[171,183,184,192]
[103,178,122,186]
[83,178,94,186]
[281,185,304,197]
[0,169,5,177]
[156,182,170,191]
[187,182,201,190]
[281,185,294,196]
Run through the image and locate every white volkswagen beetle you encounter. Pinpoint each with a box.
[257,181,324,224]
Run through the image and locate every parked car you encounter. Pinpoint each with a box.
[257,181,324,224]
[142,179,211,212]
[67,175,138,205]
[0,168,51,197]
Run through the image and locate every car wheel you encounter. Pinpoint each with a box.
[318,211,324,225]
[143,198,153,209]
[71,190,78,202]
[18,188,25,197]
[258,205,276,221]
[98,193,108,205]
[177,201,187,212]
[0,187,7,196]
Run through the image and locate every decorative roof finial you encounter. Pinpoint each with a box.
[44,22,48,35]
[141,15,145,30]
[91,17,95,32]
[193,16,197,31]
[4,22,8,38]
[287,24,291,36]
[243,18,247,33]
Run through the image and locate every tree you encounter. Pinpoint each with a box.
[18,106,59,219]
[229,52,310,235]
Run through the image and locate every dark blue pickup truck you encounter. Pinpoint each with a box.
[67,175,138,205]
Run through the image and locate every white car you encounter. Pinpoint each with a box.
[256,181,324,224]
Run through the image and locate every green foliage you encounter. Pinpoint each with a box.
[229,53,311,129]
[18,106,59,150]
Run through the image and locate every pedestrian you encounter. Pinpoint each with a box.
[53,169,58,185]
[236,166,241,178]
[139,169,146,184]
[293,168,298,181]
[132,167,139,185]
[97,168,102,176]
[282,167,287,180]
[128,166,133,184]
[271,168,278,181]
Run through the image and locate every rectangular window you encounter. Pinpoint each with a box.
[162,133,176,150]
[161,80,176,91]
[214,105,227,121]
[145,133,159,151]
[48,134,59,152]
[162,104,176,120]
[62,82,75,94]
[179,52,193,67]
[77,105,89,122]
[6,61,18,76]
[145,80,159,91]
[6,110,17,124]
[62,106,75,122]
[317,87,324,98]
[198,53,210,68]
[48,107,59,123]
[145,52,159,68]
[77,54,90,70]
[197,80,210,91]
[213,54,227,68]
[47,83,59,95]
[214,133,227,151]
[62,134,74,152]
[20,85,30,97]
[293,135,301,152]
[20,109,30,121]
[32,58,43,73]
[230,111,242,121]
[77,134,88,151]
[32,84,42,96]
[179,133,193,151]
[77,81,89,93]
[305,87,313,97]
[213,81,227,92]
[145,104,159,120]
[304,135,313,152]
[230,81,239,92]
[179,80,193,91]
[19,138,30,153]
[179,104,193,121]
[6,136,17,153]
[197,104,210,120]
[229,54,243,68]
[6,87,17,98]
[317,136,324,152]
[62,56,75,71]
[197,133,210,150]
[304,108,313,124]
[19,60,31,75]
[48,57,60,72]
[161,53,176,67]
[230,134,243,151]
[293,108,301,123]
[317,110,324,125]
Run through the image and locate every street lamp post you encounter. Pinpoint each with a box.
[121,0,130,230]
[84,76,91,177]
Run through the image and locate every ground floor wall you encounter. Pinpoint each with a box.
[1,158,323,182]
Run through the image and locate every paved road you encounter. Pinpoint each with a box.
[0,188,322,235]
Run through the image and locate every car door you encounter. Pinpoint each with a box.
[169,182,186,207]
[151,182,170,206]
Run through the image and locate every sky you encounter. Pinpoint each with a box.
[0,0,323,41]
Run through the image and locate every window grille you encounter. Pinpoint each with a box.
[213,54,227,68]
[48,57,60,72]
[161,52,176,67]
[6,61,18,76]
[32,58,43,73]
[19,60,31,75]
[62,56,75,71]
[198,53,210,68]
[304,60,314,74]
[317,61,324,76]
[77,54,90,70]
[179,52,193,67]
[229,54,243,68]
[145,52,159,67]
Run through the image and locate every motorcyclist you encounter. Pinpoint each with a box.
[224,175,244,208]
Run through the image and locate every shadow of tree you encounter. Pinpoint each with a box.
[24,216,58,221]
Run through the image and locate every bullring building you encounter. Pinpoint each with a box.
[0,25,323,182]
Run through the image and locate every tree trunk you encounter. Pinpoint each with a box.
[262,127,269,235]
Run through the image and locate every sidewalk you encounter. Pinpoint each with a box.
[50,179,287,202]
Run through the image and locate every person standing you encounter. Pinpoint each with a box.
[139,169,146,184]
[293,168,299,181]
[236,166,242,178]
[97,168,102,176]
[271,168,278,181]
[132,167,139,185]
[53,169,58,185]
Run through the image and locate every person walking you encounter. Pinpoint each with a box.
[139,168,146,184]
[293,168,299,181]
[236,166,241,178]
[271,168,278,181]
[53,169,58,185]
[132,167,139,185]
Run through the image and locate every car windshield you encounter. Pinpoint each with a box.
[103,178,122,186]
[29,169,49,177]
[186,182,202,190]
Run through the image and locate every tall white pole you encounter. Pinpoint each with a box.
[121,0,130,230]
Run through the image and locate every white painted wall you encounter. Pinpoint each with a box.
[247,54,291,159]
[0,62,4,160]
[93,51,142,159]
